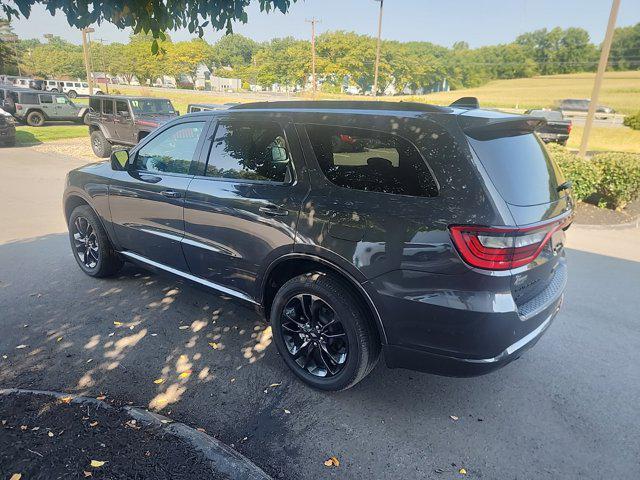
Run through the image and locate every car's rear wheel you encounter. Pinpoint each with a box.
[90,130,111,158]
[68,205,122,278]
[270,272,380,391]
[26,111,45,127]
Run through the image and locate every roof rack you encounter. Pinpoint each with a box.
[229,100,448,113]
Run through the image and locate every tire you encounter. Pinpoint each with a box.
[559,140,568,146]
[68,205,123,278]
[50,88,58,93]
[270,272,380,391]
[90,130,111,158]
[68,90,77,98]
[26,110,45,127]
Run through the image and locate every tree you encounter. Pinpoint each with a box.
[126,33,170,84]
[166,39,214,82]
[19,36,85,78]
[1,1,298,52]
[610,23,640,70]
[211,34,258,68]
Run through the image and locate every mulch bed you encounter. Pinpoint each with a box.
[574,199,640,226]
[0,393,226,480]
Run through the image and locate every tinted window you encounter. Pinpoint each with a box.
[66,82,73,87]
[115,101,129,115]
[74,83,81,87]
[20,93,39,104]
[306,125,437,197]
[529,110,563,121]
[129,99,174,115]
[467,134,564,206]
[102,99,114,114]
[89,97,100,112]
[205,120,292,183]
[39,94,53,104]
[134,122,205,175]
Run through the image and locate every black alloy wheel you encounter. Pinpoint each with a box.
[280,293,348,378]
[72,215,99,269]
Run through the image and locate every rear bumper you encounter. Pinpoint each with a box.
[539,133,569,143]
[370,258,567,376]
[383,299,561,376]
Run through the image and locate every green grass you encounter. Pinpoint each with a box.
[568,125,640,154]
[15,124,87,145]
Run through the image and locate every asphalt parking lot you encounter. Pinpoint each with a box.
[1,147,639,479]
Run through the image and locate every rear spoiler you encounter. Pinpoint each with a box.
[460,116,546,140]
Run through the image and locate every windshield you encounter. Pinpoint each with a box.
[129,99,175,115]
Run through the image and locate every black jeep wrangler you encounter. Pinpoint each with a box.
[87,95,179,157]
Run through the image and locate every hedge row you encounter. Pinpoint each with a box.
[623,111,640,130]
[546,143,640,209]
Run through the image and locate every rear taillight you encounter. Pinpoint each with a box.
[567,122,572,134]
[16,104,22,110]
[449,217,570,270]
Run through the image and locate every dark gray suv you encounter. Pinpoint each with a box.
[63,100,573,390]
[87,95,179,157]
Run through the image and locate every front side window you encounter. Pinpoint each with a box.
[205,120,292,183]
[89,97,100,112]
[74,83,81,87]
[305,125,437,197]
[133,122,205,175]
[55,96,70,105]
[115,100,130,116]
[39,94,53,104]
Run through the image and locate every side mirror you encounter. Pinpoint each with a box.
[271,145,289,163]
[111,150,130,171]
[175,110,180,116]
[120,111,130,118]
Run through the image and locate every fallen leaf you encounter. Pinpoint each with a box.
[450,415,459,421]
[129,326,134,330]
[86,359,93,364]
[1,420,6,425]
[125,420,140,429]
[10,474,22,480]
[153,378,165,384]
[178,325,189,330]
[160,419,171,424]
[269,382,282,388]
[96,395,106,401]
[151,333,158,337]
[208,342,220,349]
[196,427,206,433]
[20,425,28,431]
[178,370,192,379]
[31,426,40,431]
[48,431,54,437]
[89,421,98,427]
[113,321,123,326]
[56,337,63,342]
[459,468,467,475]
[2,355,7,359]
[16,345,28,349]
[108,332,115,337]
[283,409,291,414]
[83,471,92,477]
[60,396,73,404]
[90,460,106,468]
[324,456,340,468]
[230,378,236,383]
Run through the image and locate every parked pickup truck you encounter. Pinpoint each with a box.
[525,109,572,145]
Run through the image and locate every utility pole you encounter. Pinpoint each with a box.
[306,17,320,95]
[579,0,620,158]
[372,0,384,97]
[81,27,95,94]
[97,38,109,94]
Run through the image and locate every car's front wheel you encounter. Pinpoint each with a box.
[67,90,77,98]
[90,130,111,157]
[68,205,123,277]
[270,272,380,391]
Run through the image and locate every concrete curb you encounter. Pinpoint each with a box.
[573,215,640,230]
[0,388,272,480]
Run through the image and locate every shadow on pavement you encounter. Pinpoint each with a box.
[1,235,639,479]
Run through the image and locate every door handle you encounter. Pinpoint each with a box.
[259,204,288,217]
[161,189,182,198]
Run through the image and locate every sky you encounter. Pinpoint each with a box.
[8,0,640,47]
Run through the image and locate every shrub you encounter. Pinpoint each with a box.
[623,111,640,130]
[546,144,640,209]
[592,152,640,209]
[546,144,601,201]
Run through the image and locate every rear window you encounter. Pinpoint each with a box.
[529,110,563,121]
[468,133,564,206]
[306,125,438,197]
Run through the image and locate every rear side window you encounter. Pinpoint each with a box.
[468,134,564,206]
[305,125,437,197]
[205,120,292,183]
[102,100,114,114]
[115,101,129,115]
[20,93,39,104]
[39,94,53,104]
[89,97,100,112]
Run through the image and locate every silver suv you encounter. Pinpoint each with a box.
[11,90,88,126]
